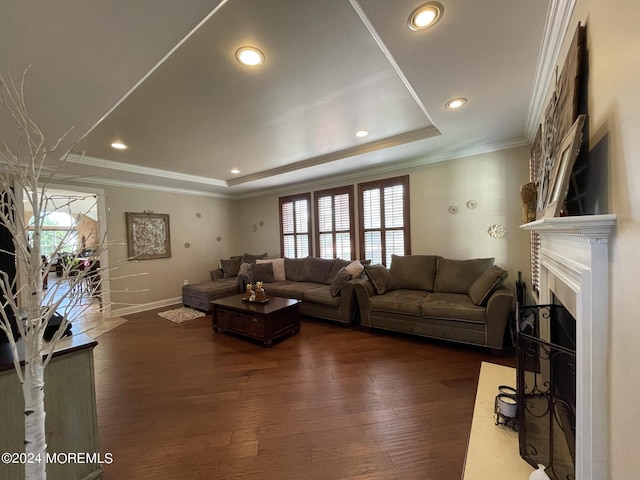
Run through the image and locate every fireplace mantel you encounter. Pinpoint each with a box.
[521,214,616,240]
[520,213,616,480]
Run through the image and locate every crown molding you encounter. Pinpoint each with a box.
[227,126,440,186]
[70,154,228,187]
[233,137,530,200]
[70,175,231,199]
[525,0,577,140]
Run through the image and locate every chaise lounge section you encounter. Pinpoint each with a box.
[353,255,514,352]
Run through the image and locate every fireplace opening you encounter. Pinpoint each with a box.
[516,298,576,480]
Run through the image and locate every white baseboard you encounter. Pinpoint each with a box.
[111,296,182,317]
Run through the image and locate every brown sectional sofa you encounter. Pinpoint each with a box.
[182,255,363,325]
[353,255,514,352]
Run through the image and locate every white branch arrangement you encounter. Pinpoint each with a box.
[0,69,116,480]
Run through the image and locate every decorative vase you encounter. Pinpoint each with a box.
[529,464,551,480]
[520,182,538,224]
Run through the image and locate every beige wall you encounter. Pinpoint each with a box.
[235,145,531,294]
[558,1,640,478]
[95,185,238,311]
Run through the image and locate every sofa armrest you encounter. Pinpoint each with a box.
[352,277,375,326]
[210,268,224,281]
[334,280,358,324]
[485,286,514,349]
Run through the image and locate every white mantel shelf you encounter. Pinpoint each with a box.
[520,214,616,239]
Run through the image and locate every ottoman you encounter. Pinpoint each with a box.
[182,278,239,312]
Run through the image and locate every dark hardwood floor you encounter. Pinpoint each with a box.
[94,307,515,479]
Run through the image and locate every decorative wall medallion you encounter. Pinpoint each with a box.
[488,224,507,238]
[466,200,477,209]
[448,205,458,214]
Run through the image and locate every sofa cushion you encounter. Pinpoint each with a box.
[434,257,495,294]
[284,257,307,281]
[421,292,486,323]
[304,285,342,307]
[267,281,320,300]
[242,252,268,264]
[256,258,286,281]
[364,264,399,295]
[220,258,241,278]
[468,265,508,305]
[369,289,430,316]
[329,267,352,296]
[300,257,336,284]
[250,262,274,283]
[389,254,439,291]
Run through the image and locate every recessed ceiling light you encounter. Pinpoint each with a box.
[445,97,468,109]
[111,142,128,150]
[235,46,265,66]
[408,2,444,31]
[355,130,370,138]
[230,169,240,174]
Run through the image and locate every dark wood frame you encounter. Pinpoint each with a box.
[543,115,586,218]
[357,175,411,266]
[278,193,312,258]
[313,185,355,260]
[126,212,171,260]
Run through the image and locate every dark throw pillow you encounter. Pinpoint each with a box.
[329,268,352,296]
[242,252,268,264]
[220,258,241,278]
[364,264,399,295]
[250,262,274,283]
[468,265,508,305]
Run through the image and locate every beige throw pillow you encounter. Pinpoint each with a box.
[345,260,364,278]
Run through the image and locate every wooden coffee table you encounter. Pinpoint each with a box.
[211,294,301,346]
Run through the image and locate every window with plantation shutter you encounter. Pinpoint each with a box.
[279,193,311,258]
[314,186,355,260]
[358,175,410,266]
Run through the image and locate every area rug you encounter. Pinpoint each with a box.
[158,307,206,324]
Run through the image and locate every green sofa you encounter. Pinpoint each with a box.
[352,255,514,352]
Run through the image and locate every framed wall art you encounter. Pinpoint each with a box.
[543,115,586,218]
[126,212,171,260]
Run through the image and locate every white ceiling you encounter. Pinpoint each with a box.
[1,0,554,198]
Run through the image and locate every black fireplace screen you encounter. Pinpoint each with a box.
[516,304,576,480]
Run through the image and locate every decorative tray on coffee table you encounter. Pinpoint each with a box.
[242,297,269,304]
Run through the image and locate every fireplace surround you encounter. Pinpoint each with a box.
[521,214,616,480]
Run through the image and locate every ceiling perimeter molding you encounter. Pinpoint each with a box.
[71,175,232,199]
[349,0,439,129]
[71,154,228,187]
[233,136,530,200]
[525,0,577,140]
[227,126,440,186]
